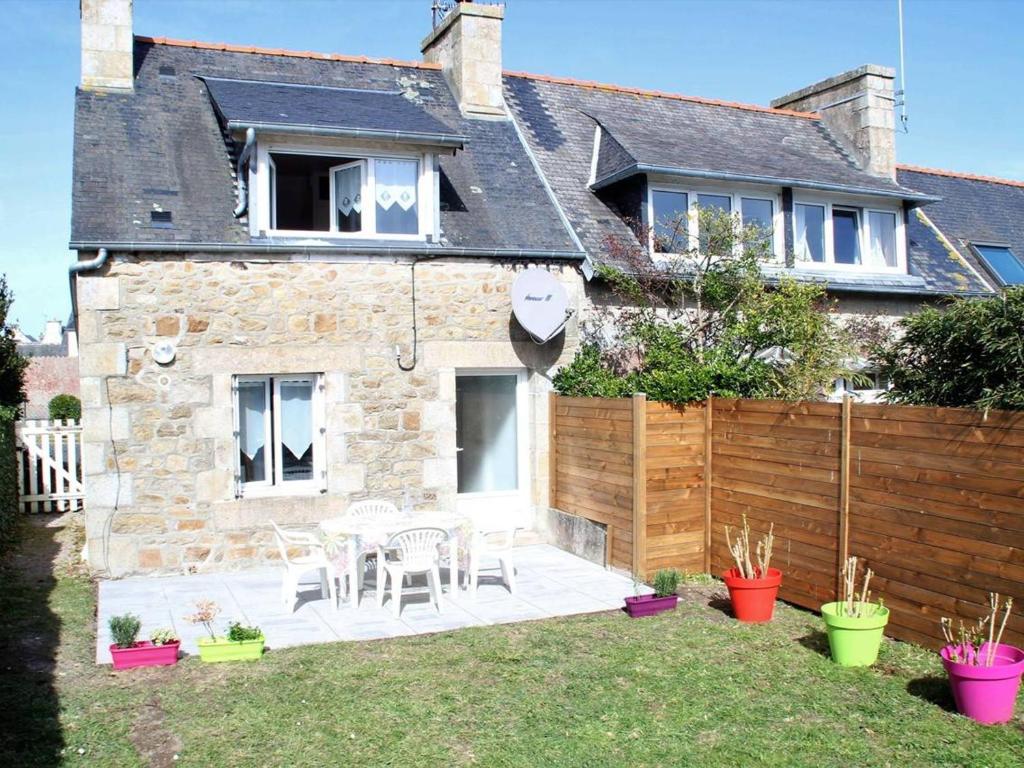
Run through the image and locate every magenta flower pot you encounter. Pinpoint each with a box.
[624,594,678,618]
[940,643,1024,725]
[109,641,181,670]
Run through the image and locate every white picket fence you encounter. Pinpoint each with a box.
[15,419,84,514]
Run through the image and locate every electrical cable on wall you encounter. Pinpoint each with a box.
[101,376,123,573]
[397,259,420,371]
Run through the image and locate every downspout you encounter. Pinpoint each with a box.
[68,247,110,331]
[233,127,256,219]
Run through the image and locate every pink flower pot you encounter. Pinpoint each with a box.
[624,594,678,618]
[109,641,181,670]
[940,643,1024,725]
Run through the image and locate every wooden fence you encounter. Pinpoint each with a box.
[15,419,84,514]
[549,393,1024,649]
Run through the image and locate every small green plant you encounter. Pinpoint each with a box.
[149,628,178,645]
[48,393,81,421]
[108,614,141,649]
[652,569,681,598]
[227,622,263,642]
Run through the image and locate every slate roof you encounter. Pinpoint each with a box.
[586,103,927,201]
[504,74,994,295]
[71,39,580,256]
[201,77,467,148]
[897,166,1024,292]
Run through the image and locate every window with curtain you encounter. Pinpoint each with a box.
[234,374,323,493]
[795,203,825,263]
[867,211,897,268]
[375,158,419,235]
[332,161,363,233]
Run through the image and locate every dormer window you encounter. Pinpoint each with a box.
[261,149,428,239]
[971,244,1024,286]
[794,197,905,272]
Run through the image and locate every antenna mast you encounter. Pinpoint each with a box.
[896,0,909,133]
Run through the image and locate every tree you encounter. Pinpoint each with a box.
[0,276,27,420]
[553,207,856,403]
[48,394,82,422]
[873,287,1024,411]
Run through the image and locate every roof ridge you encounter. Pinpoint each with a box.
[136,35,442,71]
[897,163,1024,190]
[502,70,821,120]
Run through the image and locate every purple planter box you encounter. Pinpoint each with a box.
[110,641,181,670]
[624,594,678,618]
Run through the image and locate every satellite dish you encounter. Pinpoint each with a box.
[511,268,572,344]
[152,341,176,365]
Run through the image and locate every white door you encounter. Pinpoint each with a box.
[455,370,529,527]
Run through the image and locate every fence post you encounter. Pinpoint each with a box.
[548,391,558,514]
[631,393,647,580]
[836,395,852,599]
[703,396,713,573]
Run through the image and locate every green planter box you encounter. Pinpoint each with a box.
[197,635,265,663]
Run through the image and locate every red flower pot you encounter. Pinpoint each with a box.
[722,567,782,623]
[624,594,679,618]
[109,641,180,670]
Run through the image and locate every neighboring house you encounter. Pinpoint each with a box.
[15,318,80,419]
[70,0,1016,576]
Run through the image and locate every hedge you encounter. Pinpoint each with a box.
[0,416,16,550]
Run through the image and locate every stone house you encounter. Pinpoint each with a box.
[71,1,1021,576]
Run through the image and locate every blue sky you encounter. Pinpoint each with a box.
[2,0,1022,333]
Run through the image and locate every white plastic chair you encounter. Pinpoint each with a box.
[376,527,447,617]
[466,527,518,598]
[271,521,338,612]
[345,499,400,604]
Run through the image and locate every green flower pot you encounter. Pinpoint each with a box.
[820,602,889,667]
[197,635,265,663]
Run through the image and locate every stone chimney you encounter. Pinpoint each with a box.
[772,65,896,179]
[80,0,134,90]
[41,319,64,345]
[421,1,505,117]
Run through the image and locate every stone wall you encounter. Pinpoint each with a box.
[77,257,582,575]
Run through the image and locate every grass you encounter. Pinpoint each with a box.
[2,517,1023,767]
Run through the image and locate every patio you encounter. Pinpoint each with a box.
[96,543,642,663]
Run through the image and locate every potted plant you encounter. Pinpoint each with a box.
[940,593,1022,725]
[722,515,781,623]
[820,556,889,666]
[185,600,265,663]
[624,569,681,618]
[108,614,180,670]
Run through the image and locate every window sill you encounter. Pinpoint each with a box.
[261,230,427,242]
[238,483,325,500]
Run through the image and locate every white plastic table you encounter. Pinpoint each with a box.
[319,511,471,607]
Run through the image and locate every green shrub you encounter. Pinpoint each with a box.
[227,622,263,642]
[874,287,1024,411]
[652,569,682,598]
[108,614,141,649]
[48,393,81,422]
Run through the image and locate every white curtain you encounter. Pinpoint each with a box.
[279,381,313,460]
[374,159,418,211]
[238,382,266,462]
[334,163,362,217]
[868,211,897,268]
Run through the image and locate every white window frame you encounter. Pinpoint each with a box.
[252,142,434,241]
[646,181,785,261]
[793,194,907,274]
[233,373,326,498]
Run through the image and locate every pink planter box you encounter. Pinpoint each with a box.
[624,594,678,618]
[110,641,181,670]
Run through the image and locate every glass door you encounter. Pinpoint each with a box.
[455,371,528,525]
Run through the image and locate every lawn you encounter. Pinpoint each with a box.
[2,517,1022,767]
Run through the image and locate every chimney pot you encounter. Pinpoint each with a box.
[772,64,896,179]
[80,0,134,91]
[422,2,505,118]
